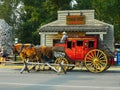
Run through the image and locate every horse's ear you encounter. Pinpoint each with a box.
[12,44,15,47]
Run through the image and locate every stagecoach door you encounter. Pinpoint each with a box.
[66,40,84,60]
[65,40,76,60]
[75,40,95,60]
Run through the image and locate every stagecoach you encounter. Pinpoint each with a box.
[13,36,114,74]
[53,36,114,73]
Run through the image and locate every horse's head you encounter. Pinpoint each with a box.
[12,43,24,55]
[12,44,17,54]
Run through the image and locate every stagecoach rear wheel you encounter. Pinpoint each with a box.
[84,49,108,73]
[54,57,69,72]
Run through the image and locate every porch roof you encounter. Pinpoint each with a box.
[39,20,109,32]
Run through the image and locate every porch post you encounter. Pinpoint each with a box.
[100,34,103,41]
[39,33,46,46]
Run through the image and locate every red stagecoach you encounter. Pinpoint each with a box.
[53,36,114,73]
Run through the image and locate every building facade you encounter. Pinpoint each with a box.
[39,10,114,52]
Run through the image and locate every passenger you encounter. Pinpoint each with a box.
[60,32,68,43]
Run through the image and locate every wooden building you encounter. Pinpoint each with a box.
[39,10,114,52]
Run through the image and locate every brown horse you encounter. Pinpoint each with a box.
[12,43,42,73]
[12,43,53,63]
[18,45,53,72]
[40,46,53,62]
[12,44,54,72]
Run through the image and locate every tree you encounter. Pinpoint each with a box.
[73,0,92,9]
[18,0,72,45]
[0,0,12,24]
[0,0,24,42]
[73,0,120,43]
[18,0,44,44]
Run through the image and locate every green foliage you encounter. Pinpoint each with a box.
[1,0,120,44]
[19,0,72,45]
[0,0,13,24]
[74,0,120,43]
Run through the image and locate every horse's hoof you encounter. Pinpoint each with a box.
[20,72,23,74]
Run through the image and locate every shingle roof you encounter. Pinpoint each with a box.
[39,20,109,32]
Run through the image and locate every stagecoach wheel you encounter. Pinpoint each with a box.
[54,57,69,72]
[84,49,108,73]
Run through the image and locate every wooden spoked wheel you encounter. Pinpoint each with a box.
[84,49,108,73]
[54,57,69,72]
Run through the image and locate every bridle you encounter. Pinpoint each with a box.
[12,44,24,55]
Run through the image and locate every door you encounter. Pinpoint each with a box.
[66,40,84,60]
[65,40,76,60]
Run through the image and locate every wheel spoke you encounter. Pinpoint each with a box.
[86,60,93,63]
[93,50,97,57]
[99,60,107,65]
[90,51,95,57]
[87,54,93,59]
[96,51,99,57]
[99,56,105,60]
[98,52,103,58]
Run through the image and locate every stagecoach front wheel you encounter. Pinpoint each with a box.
[54,57,69,72]
[84,49,108,73]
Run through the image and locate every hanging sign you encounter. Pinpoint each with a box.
[66,15,85,25]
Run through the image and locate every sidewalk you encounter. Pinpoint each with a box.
[0,63,120,71]
[0,60,23,69]
[107,66,120,71]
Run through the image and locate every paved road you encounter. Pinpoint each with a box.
[0,67,120,90]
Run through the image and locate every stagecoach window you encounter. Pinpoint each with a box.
[67,41,72,49]
[89,41,94,48]
[77,41,83,46]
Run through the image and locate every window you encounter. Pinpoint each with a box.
[89,41,94,48]
[77,41,83,46]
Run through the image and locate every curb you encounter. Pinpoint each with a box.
[0,65,23,69]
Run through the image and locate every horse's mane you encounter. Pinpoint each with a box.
[14,43,22,45]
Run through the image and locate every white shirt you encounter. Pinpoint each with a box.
[60,34,68,43]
